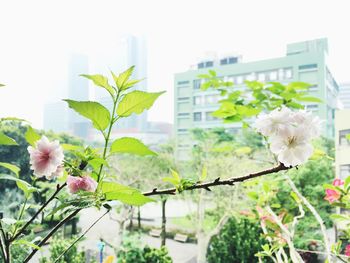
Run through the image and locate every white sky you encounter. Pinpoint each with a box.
[0,0,349,128]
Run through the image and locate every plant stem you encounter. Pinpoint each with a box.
[23,209,80,263]
[143,163,290,196]
[0,221,7,262]
[11,183,66,241]
[53,209,109,263]
[97,91,120,182]
[12,197,27,237]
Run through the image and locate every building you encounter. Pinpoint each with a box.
[335,109,350,181]
[339,83,350,109]
[174,38,339,159]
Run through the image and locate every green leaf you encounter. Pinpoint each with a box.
[346,134,350,141]
[101,181,154,206]
[295,96,322,103]
[212,102,236,118]
[0,162,20,177]
[64,100,111,131]
[345,176,350,189]
[163,169,181,187]
[286,82,311,90]
[13,239,41,250]
[0,132,17,145]
[25,126,41,146]
[110,137,156,156]
[81,74,114,97]
[88,158,108,172]
[112,66,135,90]
[329,214,350,222]
[116,91,165,117]
[0,174,36,197]
[290,191,301,203]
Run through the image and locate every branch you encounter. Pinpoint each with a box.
[11,183,67,241]
[143,163,290,196]
[0,221,8,262]
[23,209,80,263]
[54,209,109,263]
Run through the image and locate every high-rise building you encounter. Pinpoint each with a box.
[174,38,339,159]
[339,83,350,109]
[44,53,90,138]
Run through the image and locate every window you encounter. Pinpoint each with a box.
[246,73,256,81]
[205,94,220,104]
[178,97,189,101]
[306,104,319,112]
[178,113,189,116]
[269,71,277,81]
[228,57,238,64]
[193,79,202,90]
[193,112,202,122]
[220,58,228,65]
[340,164,350,179]
[198,62,204,69]
[339,129,350,146]
[308,85,318,92]
[258,73,265,81]
[236,76,243,84]
[285,68,293,79]
[278,69,284,80]
[178,129,188,132]
[206,112,218,121]
[299,64,318,70]
[177,80,189,85]
[193,96,202,105]
[206,61,213,67]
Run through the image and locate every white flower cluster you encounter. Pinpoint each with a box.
[255,107,321,167]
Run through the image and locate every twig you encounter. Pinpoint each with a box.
[143,163,290,196]
[11,183,67,241]
[54,209,110,263]
[23,209,80,263]
[285,176,332,262]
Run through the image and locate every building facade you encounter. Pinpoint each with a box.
[335,110,350,181]
[339,83,350,109]
[174,38,339,159]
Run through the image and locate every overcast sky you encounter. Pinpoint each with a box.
[0,0,349,128]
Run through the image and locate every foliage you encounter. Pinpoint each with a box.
[117,234,172,263]
[206,217,269,263]
[39,236,85,263]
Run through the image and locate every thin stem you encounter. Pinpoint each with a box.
[0,221,7,262]
[143,163,290,196]
[23,209,80,263]
[12,197,27,237]
[11,183,66,241]
[54,209,109,263]
[97,90,120,182]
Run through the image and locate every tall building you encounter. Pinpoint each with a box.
[335,110,350,181]
[339,83,350,109]
[174,38,339,159]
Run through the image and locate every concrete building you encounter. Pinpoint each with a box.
[339,83,350,109]
[335,110,350,181]
[174,38,339,159]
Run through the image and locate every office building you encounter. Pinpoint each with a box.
[335,110,350,181]
[174,38,339,159]
[339,83,350,109]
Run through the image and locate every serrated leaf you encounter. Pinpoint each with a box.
[81,74,114,96]
[0,162,20,177]
[25,126,41,146]
[0,132,17,145]
[112,66,135,90]
[110,137,156,156]
[101,181,154,206]
[117,91,165,117]
[64,100,111,131]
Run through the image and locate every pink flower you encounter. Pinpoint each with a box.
[345,244,350,256]
[27,136,64,180]
[67,175,97,194]
[324,189,341,203]
[333,178,344,187]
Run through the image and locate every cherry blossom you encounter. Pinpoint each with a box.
[345,244,350,256]
[324,189,341,204]
[67,175,97,194]
[27,136,64,180]
[333,178,344,187]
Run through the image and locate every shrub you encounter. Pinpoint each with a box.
[206,217,268,263]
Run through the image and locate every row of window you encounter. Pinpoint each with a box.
[192,68,293,89]
[340,164,350,179]
[298,64,318,70]
[193,94,220,105]
[193,111,219,122]
[198,61,213,69]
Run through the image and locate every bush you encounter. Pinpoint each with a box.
[206,217,268,263]
[117,238,172,263]
[39,237,85,263]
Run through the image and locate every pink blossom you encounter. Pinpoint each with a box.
[27,136,64,180]
[345,244,350,256]
[324,189,341,203]
[67,175,97,194]
[333,178,344,187]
